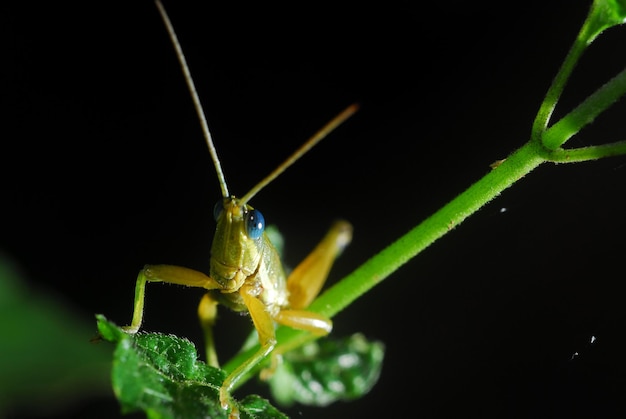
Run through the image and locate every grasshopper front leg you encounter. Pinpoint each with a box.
[217,282,277,413]
[124,265,238,414]
[123,264,220,334]
[198,292,220,368]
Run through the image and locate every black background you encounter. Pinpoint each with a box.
[3,1,626,417]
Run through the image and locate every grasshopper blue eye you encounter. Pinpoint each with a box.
[213,200,223,221]
[245,209,265,239]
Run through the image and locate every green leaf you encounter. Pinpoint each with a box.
[96,315,287,419]
[582,0,626,44]
[269,333,384,407]
[0,254,111,416]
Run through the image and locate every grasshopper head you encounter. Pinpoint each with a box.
[209,197,265,292]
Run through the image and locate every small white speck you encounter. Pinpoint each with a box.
[500,207,507,213]
[591,335,596,344]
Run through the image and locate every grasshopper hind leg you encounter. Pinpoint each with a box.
[286,220,352,309]
[258,220,352,380]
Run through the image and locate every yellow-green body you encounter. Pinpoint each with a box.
[209,198,288,315]
[124,195,351,418]
[127,4,357,417]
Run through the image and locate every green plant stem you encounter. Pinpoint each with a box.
[531,4,599,142]
[225,120,626,386]
[542,67,626,150]
[223,142,546,380]
[532,0,626,145]
[222,0,626,390]
[531,32,586,143]
[545,141,626,162]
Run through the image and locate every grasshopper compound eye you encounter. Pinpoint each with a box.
[245,209,265,239]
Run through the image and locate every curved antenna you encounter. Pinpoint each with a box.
[156,1,358,205]
[155,0,229,198]
[239,103,359,206]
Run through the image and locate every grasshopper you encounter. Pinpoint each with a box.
[124,1,357,416]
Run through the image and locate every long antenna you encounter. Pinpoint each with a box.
[154,0,229,198]
[239,103,359,206]
[155,1,358,205]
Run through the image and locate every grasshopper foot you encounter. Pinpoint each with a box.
[121,325,140,334]
[220,387,239,419]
